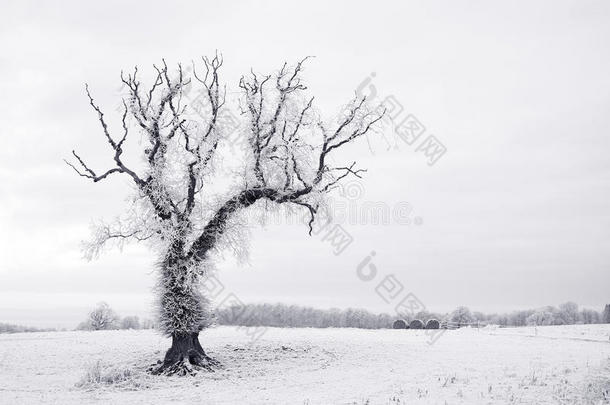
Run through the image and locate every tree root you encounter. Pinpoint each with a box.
[150,332,221,376]
[151,353,220,376]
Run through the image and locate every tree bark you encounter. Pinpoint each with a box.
[152,243,220,376]
[152,332,219,376]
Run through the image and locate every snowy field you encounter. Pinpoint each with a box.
[0,325,609,404]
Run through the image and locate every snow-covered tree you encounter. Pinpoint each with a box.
[66,55,384,375]
[83,302,120,330]
[526,310,555,326]
[450,306,473,326]
[579,308,600,324]
[558,301,580,324]
[602,304,610,323]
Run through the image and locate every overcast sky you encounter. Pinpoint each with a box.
[1,0,609,328]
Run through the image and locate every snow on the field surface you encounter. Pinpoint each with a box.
[0,325,609,404]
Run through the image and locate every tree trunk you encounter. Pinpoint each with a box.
[152,332,219,376]
[152,244,219,376]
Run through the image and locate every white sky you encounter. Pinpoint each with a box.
[1,0,609,328]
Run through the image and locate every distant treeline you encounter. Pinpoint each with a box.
[0,322,57,334]
[215,302,610,329]
[75,302,155,331]
[472,302,610,327]
[3,302,608,334]
[215,303,395,329]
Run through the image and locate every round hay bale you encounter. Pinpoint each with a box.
[425,319,440,329]
[392,319,407,329]
[409,319,424,329]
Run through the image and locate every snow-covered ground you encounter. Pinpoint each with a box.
[0,325,609,404]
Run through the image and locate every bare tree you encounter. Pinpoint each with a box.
[579,309,600,324]
[603,304,610,324]
[526,310,555,326]
[66,54,384,375]
[450,306,473,326]
[558,301,580,324]
[85,302,120,330]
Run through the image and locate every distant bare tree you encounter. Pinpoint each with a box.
[508,309,535,327]
[558,301,580,324]
[526,310,555,326]
[472,311,486,322]
[66,54,384,375]
[450,306,473,326]
[603,304,610,324]
[579,308,600,324]
[85,302,119,330]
